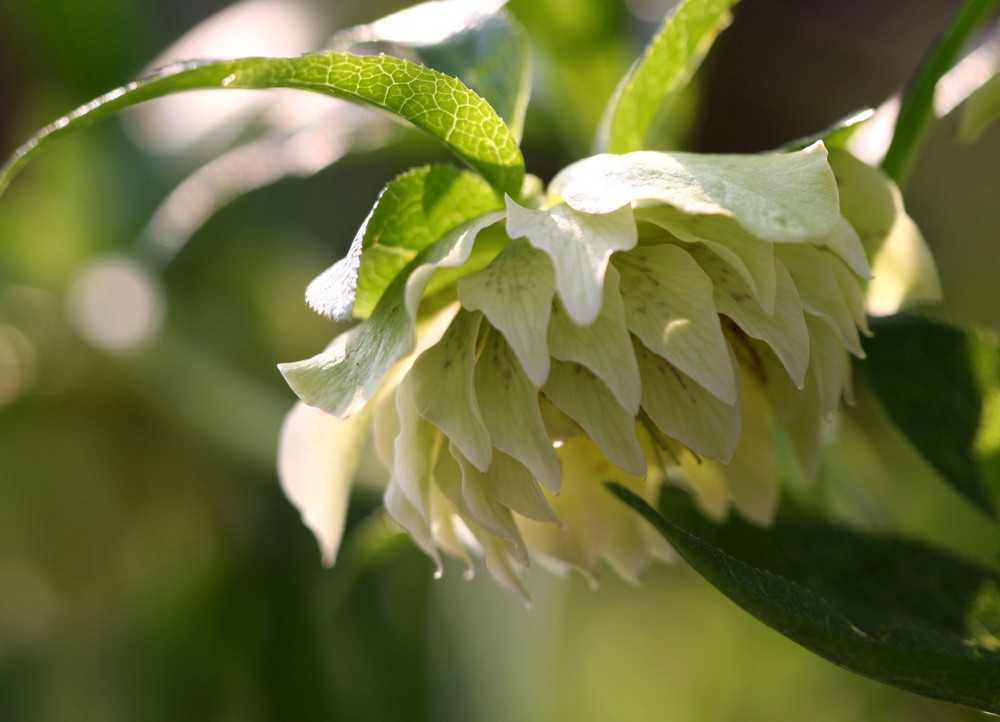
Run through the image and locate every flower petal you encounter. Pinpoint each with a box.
[635,206,777,313]
[457,240,555,385]
[385,479,442,573]
[547,264,640,414]
[392,375,437,518]
[550,142,839,242]
[776,246,864,357]
[543,359,646,477]
[504,196,637,325]
[816,217,871,279]
[687,244,810,389]
[615,244,738,404]
[482,450,559,524]
[866,207,942,316]
[409,309,492,471]
[636,341,742,463]
[280,210,504,417]
[475,328,562,491]
[277,401,373,566]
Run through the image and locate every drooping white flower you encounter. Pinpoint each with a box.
[277,141,939,597]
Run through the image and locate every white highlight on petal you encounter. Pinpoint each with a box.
[277,401,372,566]
[457,241,555,386]
[549,142,839,243]
[504,196,637,326]
[615,244,738,404]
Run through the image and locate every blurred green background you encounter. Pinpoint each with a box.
[1,0,998,719]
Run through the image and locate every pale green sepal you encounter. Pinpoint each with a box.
[483,451,559,524]
[615,244,738,404]
[475,329,562,492]
[504,197,638,326]
[635,205,778,313]
[457,240,555,386]
[687,245,810,389]
[392,375,437,517]
[776,247,864,357]
[866,208,942,317]
[636,341,742,463]
[547,264,641,414]
[827,254,871,337]
[451,444,529,566]
[804,315,848,417]
[410,309,492,471]
[817,217,872,279]
[277,401,373,566]
[722,375,781,524]
[279,210,504,417]
[549,143,839,243]
[479,532,531,601]
[384,480,443,575]
[543,360,646,477]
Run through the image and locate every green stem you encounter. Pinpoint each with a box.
[881,0,999,188]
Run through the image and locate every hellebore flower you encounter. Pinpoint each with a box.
[276,141,938,597]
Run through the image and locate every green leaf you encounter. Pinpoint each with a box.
[597,0,737,153]
[881,0,999,187]
[306,165,502,321]
[959,71,1000,142]
[0,53,525,197]
[333,4,532,142]
[611,485,1000,714]
[863,314,1000,518]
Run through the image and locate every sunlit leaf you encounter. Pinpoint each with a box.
[0,53,525,197]
[863,314,1000,518]
[597,0,737,153]
[611,485,1000,714]
[306,165,502,321]
[334,2,530,142]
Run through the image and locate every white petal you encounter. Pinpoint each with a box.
[475,329,562,491]
[827,253,871,337]
[817,217,871,279]
[547,264,641,414]
[384,480,442,574]
[543,359,646,477]
[392,375,437,517]
[277,401,373,566]
[777,246,864,357]
[550,142,839,242]
[409,309,492,470]
[457,241,555,385]
[804,315,847,417]
[504,197,637,325]
[636,341,742,463]
[280,210,504,417]
[866,207,942,316]
[615,244,738,404]
[483,451,559,524]
[635,206,778,313]
[687,244,810,389]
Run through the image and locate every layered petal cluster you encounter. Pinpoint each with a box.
[277,141,938,596]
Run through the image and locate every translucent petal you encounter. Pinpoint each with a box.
[475,329,562,491]
[451,444,529,565]
[549,142,839,242]
[615,244,738,404]
[392,375,437,517]
[384,479,442,573]
[277,401,373,566]
[547,264,640,414]
[804,316,847,417]
[483,450,559,524]
[817,217,871,279]
[723,377,780,524]
[280,209,504,417]
[457,240,554,385]
[827,253,871,337]
[636,341,742,463]
[635,206,777,313]
[687,244,810,388]
[543,359,646,477]
[504,197,637,325]
[866,208,942,316]
[776,246,863,357]
[409,309,492,470]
